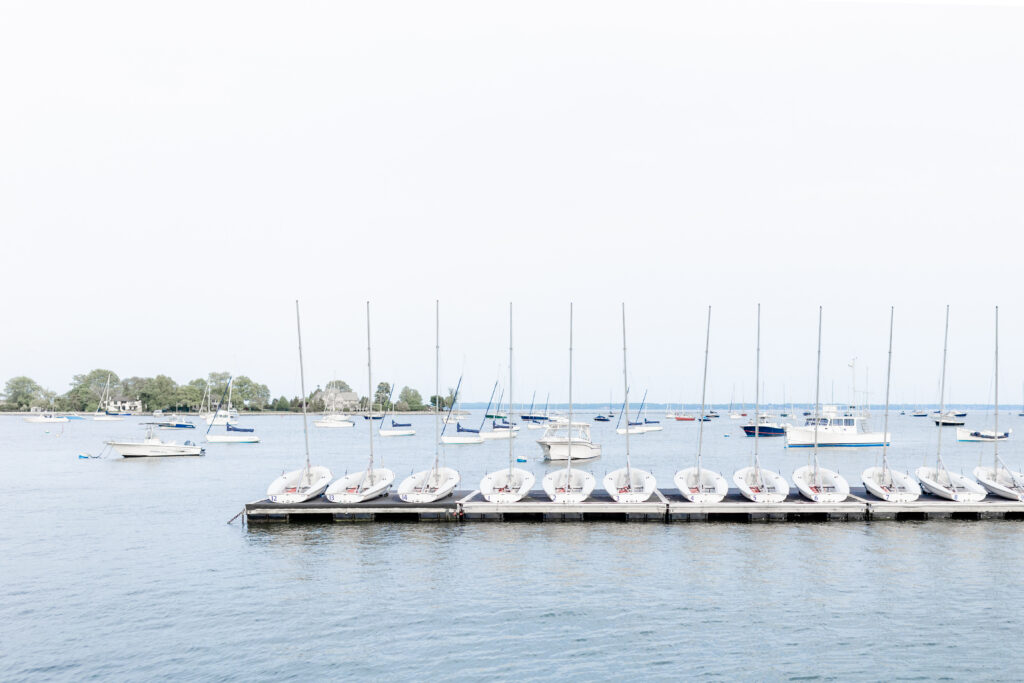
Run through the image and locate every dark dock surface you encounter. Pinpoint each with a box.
[244,486,1024,524]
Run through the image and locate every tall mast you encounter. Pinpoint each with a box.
[753,303,762,484]
[508,302,514,476]
[994,305,1000,473]
[621,303,632,488]
[936,304,950,481]
[365,301,375,487]
[881,306,894,482]
[434,299,440,474]
[565,302,574,481]
[813,306,822,484]
[695,305,711,481]
[295,300,311,474]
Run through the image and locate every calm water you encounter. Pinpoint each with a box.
[4,410,1024,680]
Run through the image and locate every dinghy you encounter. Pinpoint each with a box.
[326,302,395,503]
[915,305,986,502]
[480,303,534,502]
[543,303,595,503]
[862,309,920,503]
[676,306,728,503]
[734,305,789,503]
[266,301,333,503]
[972,307,1024,501]
[604,303,656,503]
[793,307,850,503]
[399,301,460,502]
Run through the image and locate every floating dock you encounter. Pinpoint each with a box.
[244,487,1024,524]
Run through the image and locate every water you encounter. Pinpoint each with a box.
[4,410,1024,680]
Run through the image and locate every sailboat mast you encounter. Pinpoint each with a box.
[434,300,440,472]
[565,302,574,480]
[621,303,632,487]
[696,305,711,479]
[295,301,311,473]
[994,305,1000,472]
[509,302,514,476]
[881,306,894,482]
[813,306,822,483]
[936,304,950,480]
[366,301,375,486]
[753,304,761,482]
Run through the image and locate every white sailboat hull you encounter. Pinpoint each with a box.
[972,466,1024,501]
[603,467,657,502]
[792,465,850,502]
[314,418,354,428]
[397,467,460,502]
[674,467,729,503]
[956,427,1011,442]
[205,434,261,443]
[267,466,333,503]
[480,430,515,440]
[325,468,395,503]
[542,468,595,503]
[732,466,789,503]
[107,440,204,457]
[915,467,987,502]
[861,467,921,502]
[479,468,536,503]
[93,415,124,422]
[615,425,652,435]
[380,428,416,437]
[440,434,483,445]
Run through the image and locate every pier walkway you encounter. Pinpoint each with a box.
[244,487,1024,524]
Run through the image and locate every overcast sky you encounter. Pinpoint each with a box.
[1,0,1022,405]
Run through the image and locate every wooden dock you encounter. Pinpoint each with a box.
[244,487,1024,524]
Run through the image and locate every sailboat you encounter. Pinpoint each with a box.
[480,381,518,440]
[861,307,921,502]
[379,383,416,437]
[93,375,123,421]
[675,306,729,503]
[542,303,596,503]
[325,302,397,502]
[439,376,483,445]
[915,306,987,502]
[733,304,790,503]
[204,379,238,426]
[480,303,535,502]
[313,390,354,428]
[792,307,851,503]
[398,301,460,502]
[526,393,552,429]
[615,390,651,435]
[204,377,261,443]
[972,307,1024,500]
[603,303,656,503]
[266,301,334,503]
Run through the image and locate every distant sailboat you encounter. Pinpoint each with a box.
[93,375,123,421]
[379,384,415,437]
[439,376,483,445]
[266,301,333,503]
[325,302,396,502]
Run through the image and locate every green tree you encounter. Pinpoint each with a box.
[139,375,179,412]
[4,376,43,408]
[174,382,205,411]
[272,396,291,411]
[374,382,392,411]
[398,386,423,410]
[232,376,270,410]
[325,379,352,392]
[66,369,120,411]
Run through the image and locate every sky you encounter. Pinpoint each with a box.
[1,0,1022,405]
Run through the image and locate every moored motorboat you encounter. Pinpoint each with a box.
[784,407,888,448]
[24,412,69,424]
[107,425,204,457]
[957,427,1011,442]
[537,422,601,460]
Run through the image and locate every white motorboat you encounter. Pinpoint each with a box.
[971,307,1024,501]
[676,306,729,503]
[400,301,461,503]
[480,302,533,503]
[107,426,205,457]
[542,304,595,503]
[861,307,921,503]
[793,307,851,503]
[537,422,601,460]
[784,407,889,448]
[914,305,986,503]
[733,304,789,503]
[24,412,69,424]
[265,301,333,503]
[325,302,395,503]
[603,304,656,503]
[440,431,484,445]
[957,427,1011,442]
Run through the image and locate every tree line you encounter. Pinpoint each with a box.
[1,369,456,413]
